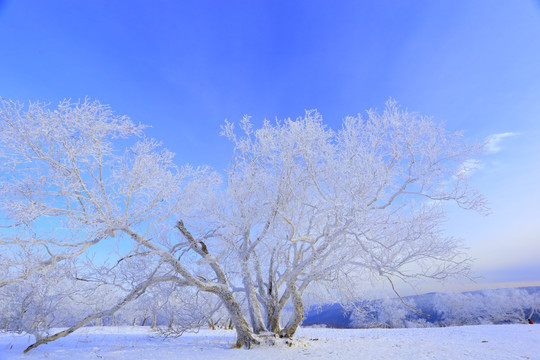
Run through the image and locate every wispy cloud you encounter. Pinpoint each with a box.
[455,158,482,177]
[485,132,518,154]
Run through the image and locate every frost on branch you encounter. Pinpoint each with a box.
[0,98,486,352]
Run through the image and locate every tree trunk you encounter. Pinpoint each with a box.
[24,275,177,353]
[216,288,259,348]
[280,283,303,338]
[267,305,282,333]
[268,287,291,333]
[241,262,266,333]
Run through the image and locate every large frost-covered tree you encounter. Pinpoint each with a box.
[0,98,486,351]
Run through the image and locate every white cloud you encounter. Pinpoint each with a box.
[455,158,482,177]
[485,132,518,154]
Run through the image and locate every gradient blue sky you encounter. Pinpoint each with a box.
[1,0,539,291]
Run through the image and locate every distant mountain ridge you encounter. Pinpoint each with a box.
[303,286,540,328]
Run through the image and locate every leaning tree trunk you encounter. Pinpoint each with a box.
[216,287,260,348]
[173,221,260,347]
[23,275,178,353]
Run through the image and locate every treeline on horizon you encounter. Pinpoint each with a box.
[303,286,540,329]
[3,280,538,333]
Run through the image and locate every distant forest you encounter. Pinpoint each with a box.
[303,287,540,329]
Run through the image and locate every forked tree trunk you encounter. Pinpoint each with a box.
[280,283,303,338]
[241,262,266,333]
[267,305,282,333]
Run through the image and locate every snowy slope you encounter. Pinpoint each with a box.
[1,324,538,360]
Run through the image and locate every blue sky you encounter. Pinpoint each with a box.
[1,0,539,291]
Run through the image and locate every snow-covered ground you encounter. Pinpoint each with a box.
[1,325,538,360]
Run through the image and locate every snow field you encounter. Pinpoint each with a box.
[1,324,539,360]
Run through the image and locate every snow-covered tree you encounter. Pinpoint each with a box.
[434,288,540,326]
[208,101,485,339]
[0,98,486,352]
[350,297,427,328]
[0,261,81,338]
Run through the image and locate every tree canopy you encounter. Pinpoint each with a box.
[0,98,486,351]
